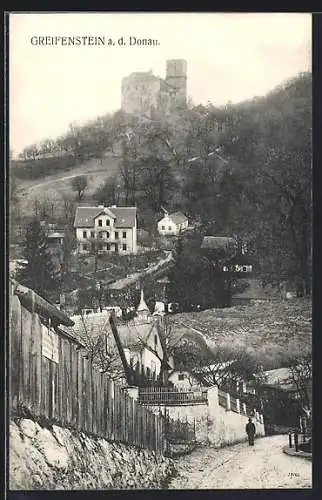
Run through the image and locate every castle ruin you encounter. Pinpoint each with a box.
[121,59,187,118]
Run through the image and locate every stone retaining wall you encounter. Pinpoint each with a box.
[9,418,176,490]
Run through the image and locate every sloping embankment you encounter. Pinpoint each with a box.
[10,418,176,490]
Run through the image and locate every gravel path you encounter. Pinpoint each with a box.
[168,435,312,489]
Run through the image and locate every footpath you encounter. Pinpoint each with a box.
[168,435,312,489]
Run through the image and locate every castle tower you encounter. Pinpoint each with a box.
[165,59,187,108]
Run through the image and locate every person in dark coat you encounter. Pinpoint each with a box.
[246,418,256,446]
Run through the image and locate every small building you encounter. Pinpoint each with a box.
[157,211,188,236]
[74,205,137,255]
[47,231,65,250]
[200,236,238,261]
[62,289,170,384]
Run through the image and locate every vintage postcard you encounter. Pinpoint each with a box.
[8,12,312,490]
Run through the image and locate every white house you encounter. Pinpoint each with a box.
[157,211,189,236]
[61,289,170,383]
[74,205,137,255]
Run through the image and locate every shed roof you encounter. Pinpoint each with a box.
[201,236,237,259]
[74,206,136,228]
[262,367,296,391]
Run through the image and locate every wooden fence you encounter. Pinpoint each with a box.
[9,285,165,454]
[138,386,208,405]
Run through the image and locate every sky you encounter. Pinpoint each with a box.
[9,12,311,155]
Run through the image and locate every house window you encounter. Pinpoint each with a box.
[122,244,127,251]
[98,219,102,227]
[106,231,110,238]
[106,219,110,226]
[168,226,172,231]
[107,243,110,250]
[161,225,165,230]
[83,244,88,251]
[115,231,119,239]
[178,373,185,381]
[90,231,95,238]
[122,231,127,239]
[98,243,103,250]
[83,231,87,238]
[99,232,103,239]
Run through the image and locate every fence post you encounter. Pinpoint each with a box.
[124,386,139,401]
[226,393,231,411]
[236,398,240,413]
[289,431,293,448]
[242,402,247,415]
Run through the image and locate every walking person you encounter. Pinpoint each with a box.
[246,417,256,446]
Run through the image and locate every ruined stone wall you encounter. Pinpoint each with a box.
[9,418,176,490]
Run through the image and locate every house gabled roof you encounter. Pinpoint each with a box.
[74,207,102,228]
[109,207,137,228]
[60,312,158,352]
[74,206,137,229]
[60,312,112,343]
[93,207,117,220]
[116,320,156,350]
[160,211,188,225]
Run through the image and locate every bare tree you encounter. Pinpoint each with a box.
[286,353,312,416]
[78,313,125,380]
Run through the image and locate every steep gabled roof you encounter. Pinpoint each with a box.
[93,207,117,220]
[60,312,111,343]
[74,206,137,228]
[61,312,157,352]
[74,207,102,228]
[116,320,156,349]
[109,206,137,228]
[160,211,188,225]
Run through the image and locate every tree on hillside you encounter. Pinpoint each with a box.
[93,175,120,206]
[61,228,78,290]
[61,195,77,227]
[16,217,60,299]
[217,73,312,293]
[174,340,265,395]
[169,231,229,310]
[71,175,88,200]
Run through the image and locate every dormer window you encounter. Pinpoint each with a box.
[106,220,110,226]
[98,219,102,227]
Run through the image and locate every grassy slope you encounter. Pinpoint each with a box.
[15,155,120,215]
[172,298,311,369]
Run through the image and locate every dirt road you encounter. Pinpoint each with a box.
[168,435,312,489]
